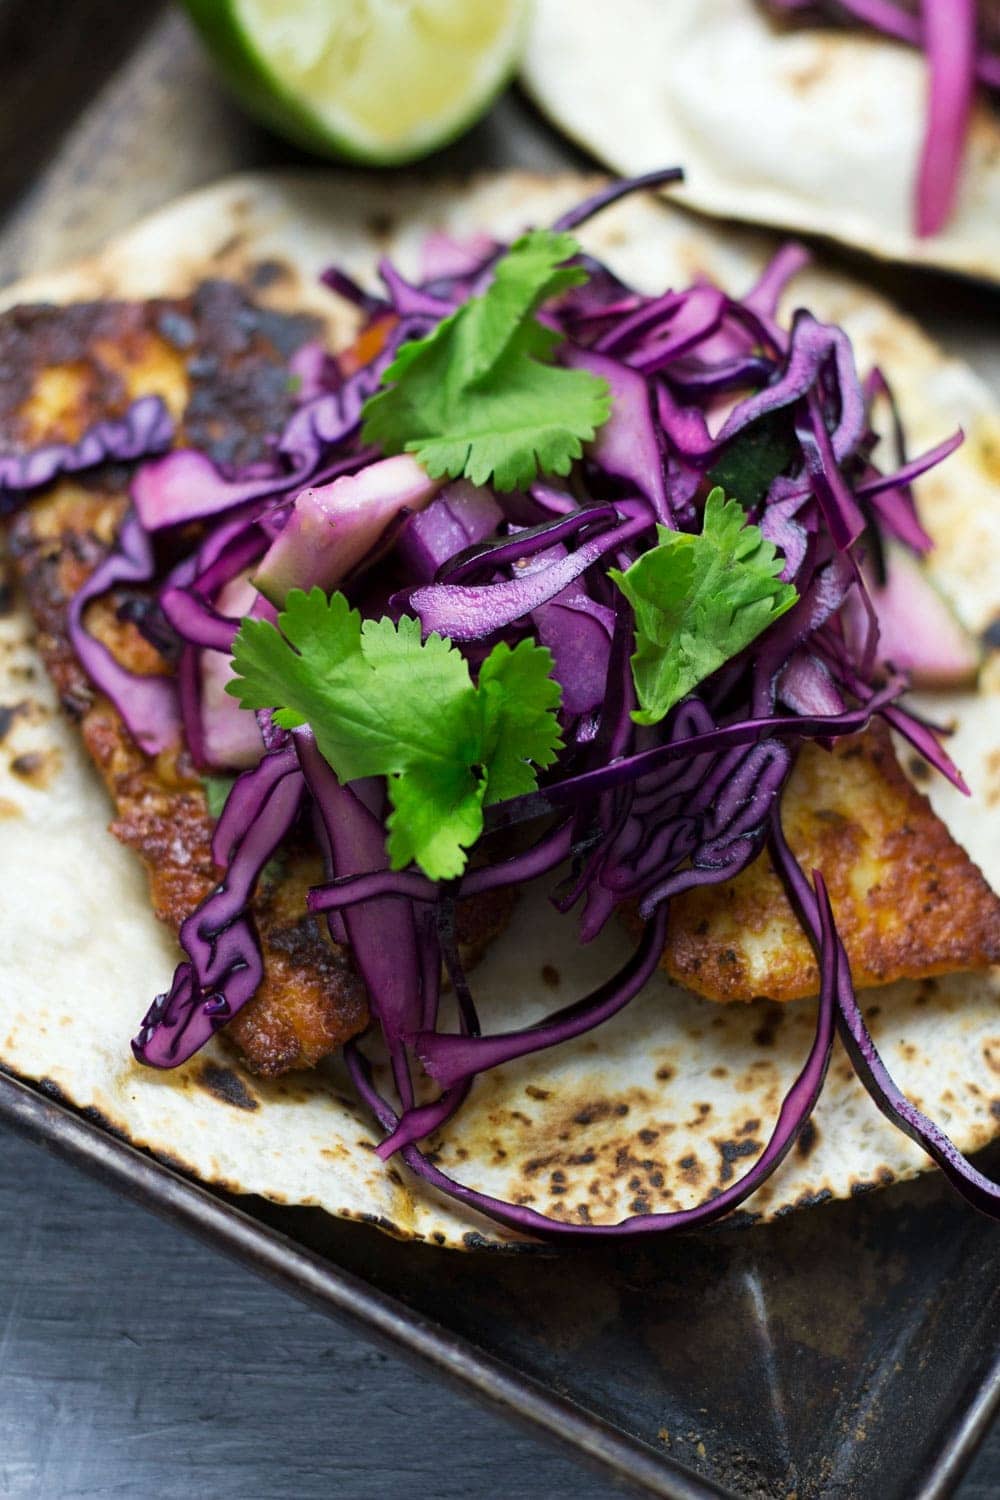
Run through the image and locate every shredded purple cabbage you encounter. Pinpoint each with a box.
[6,168,990,1238]
[0,395,172,515]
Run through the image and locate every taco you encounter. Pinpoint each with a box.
[0,169,997,1247]
[521,1,1000,280]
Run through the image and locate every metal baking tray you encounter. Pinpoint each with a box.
[1,6,998,1496]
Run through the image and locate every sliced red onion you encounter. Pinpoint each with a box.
[253,455,443,605]
[396,483,504,583]
[777,651,846,716]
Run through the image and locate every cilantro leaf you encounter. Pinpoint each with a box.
[361,230,611,492]
[707,411,797,508]
[227,588,562,880]
[201,774,235,821]
[610,488,798,725]
[477,638,564,802]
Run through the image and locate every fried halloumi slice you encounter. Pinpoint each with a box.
[663,724,1000,1002]
[5,287,375,1077]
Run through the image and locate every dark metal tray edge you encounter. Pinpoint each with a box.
[0,1065,733,1500]
[0,1061,997,1500]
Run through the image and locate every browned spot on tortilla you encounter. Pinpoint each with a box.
[196,1062,259,1113]
[785,55,829,94]
[0,701,27,741]
[249,259,294,290]
[0,562,14,617]
[9,747,59,787]
[796,1119,820,1159]
[908,755,932,784]
[366,212,396,244]
[0,796,21,818]
[985,749,1000,809]
[717,1137,763,1184]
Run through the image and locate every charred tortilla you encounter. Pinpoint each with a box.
[0,170,997,1246]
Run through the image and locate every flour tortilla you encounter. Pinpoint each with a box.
[0,170,997,1249]
[521,0,1000,283]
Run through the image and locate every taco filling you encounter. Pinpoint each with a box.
[2,171,998,1240]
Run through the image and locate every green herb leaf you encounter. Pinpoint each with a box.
[361,230,611,492]
[227,588,562,880]
[610,488,798,725]
[707,411,797,508]
[201,774,235,821]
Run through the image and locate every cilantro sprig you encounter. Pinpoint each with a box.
[610,488,798,725]
[227,589,562,880]
[361,230,611,492]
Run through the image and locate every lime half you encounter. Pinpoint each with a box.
[183,0,531,165]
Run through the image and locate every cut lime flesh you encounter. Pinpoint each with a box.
[183,0,531,165]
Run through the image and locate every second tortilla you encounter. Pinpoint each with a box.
[521,0,1000,282]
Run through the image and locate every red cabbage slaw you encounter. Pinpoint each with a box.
[4,169,997,1238]
[767,0,999,236]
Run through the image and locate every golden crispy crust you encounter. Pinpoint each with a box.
[663,725,1000,1002]
[0,286,320,462]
